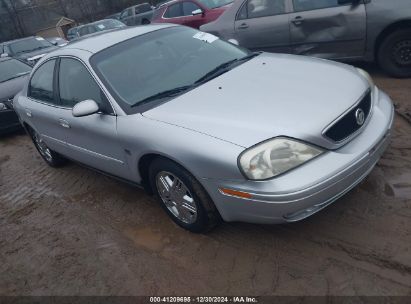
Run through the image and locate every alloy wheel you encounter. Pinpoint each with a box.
[155,171,198,224]
[392,40,411,66]
[33,132,53,162]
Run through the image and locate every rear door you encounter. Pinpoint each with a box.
[289,0,366,59]
[234,0,290,53]
[56,57,129,179]
[23,58,69,154]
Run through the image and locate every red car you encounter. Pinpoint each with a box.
[152,0,233,29]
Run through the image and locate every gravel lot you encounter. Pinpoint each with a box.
[0,64,410,296]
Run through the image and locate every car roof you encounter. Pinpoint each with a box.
[63,23,175,54]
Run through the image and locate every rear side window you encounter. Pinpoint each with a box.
[293,0,344,12]
[164,3,182,18]
[239,0,286,19]
[182,2,201,16]
[58,58,112,113]
[29,59,56,104]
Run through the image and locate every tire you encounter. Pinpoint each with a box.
[28,128,67,168]
[142,19,150,25]
[378,29,411,78]
[148,158,220,233]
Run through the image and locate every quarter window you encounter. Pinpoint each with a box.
[29,59,56,104]
[293,0,346,12]
[182,2,201,16]
[164,3,182,18]
[239,0,286,19]
[58,58,112,113]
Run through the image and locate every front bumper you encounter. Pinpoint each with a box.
[0,109,21,135]
[201,89,395,224]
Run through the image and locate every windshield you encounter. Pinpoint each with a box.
[91,27,249,112]
[0,59,31,83]
[8,37,53,55]
[95,19,125,31]
[197,0,233,9]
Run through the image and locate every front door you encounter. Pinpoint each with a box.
[289,0,366,59]
[56,57,129,179]
[234,0,290,53]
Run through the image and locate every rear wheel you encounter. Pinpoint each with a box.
[149,158,220,233]
[378,29,411,78]
[29,128,67,167]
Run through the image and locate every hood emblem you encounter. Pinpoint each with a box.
[355,108,365,126]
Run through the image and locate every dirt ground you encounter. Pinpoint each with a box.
[0,64,410,297]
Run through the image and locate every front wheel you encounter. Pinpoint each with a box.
[149,158,220,233]
[378,29,411,78]
[29,128,67,167]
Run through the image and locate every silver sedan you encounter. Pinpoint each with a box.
[14,24,394,232]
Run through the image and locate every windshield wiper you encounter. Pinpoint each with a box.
[194,52,260,85]
[131,85,194,107]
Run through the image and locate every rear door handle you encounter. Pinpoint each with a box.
[238,23,249,30]
[59,119,70,129]
[25,109,32,117]
[291,16,304,25]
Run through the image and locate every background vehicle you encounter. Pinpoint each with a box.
[0,36,58,66]
[46,37,68,47]
[67,26,83,41]
[200,0,411,77]
[152,0,233,28]
[120,3,154,25]
[0,58,31,135]
[14,25,393,233]
[105,12,122,20]
[75,19,126,40]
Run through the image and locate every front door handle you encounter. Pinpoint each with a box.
[25,109,32,117]
[238,23,249,30]
[291,16,304,25]
[59,119,70,129]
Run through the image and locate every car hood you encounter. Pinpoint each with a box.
[17,46,58,61]
[143,53,369,150]
[0,75,29,101]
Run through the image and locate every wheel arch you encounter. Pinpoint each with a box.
[138,153,195,195]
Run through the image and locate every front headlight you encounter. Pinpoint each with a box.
[239,138,324,180]
[356,68,374,88]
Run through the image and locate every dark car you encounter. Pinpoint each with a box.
[152,0,233,29]
[75,19,126,40]
[119,3,154,25]
[0,36,58,66]
[0,58,31,135]
[201,0,411,78]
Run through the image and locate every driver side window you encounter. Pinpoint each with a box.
[293,0,345,12]
[58,58,113,114]
[238,0,286,20]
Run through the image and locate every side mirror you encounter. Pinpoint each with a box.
[72,99,99,117]
[192,8,204,16]
[1,53,9,58]
[228,39,239,46]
